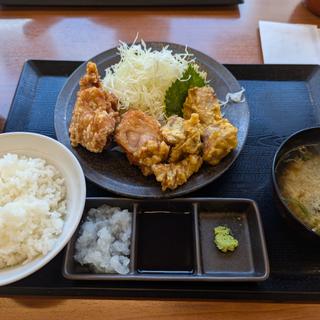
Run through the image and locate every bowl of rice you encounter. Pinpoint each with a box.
[0,132,86,286]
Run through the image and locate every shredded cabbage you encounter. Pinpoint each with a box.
[102,40,193,122]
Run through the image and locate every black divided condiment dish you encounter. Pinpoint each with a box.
[272,127,320,242]
[63,198,269,282]
[198,201,266,278]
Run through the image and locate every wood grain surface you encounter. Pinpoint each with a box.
[1,297,320,320]
[1,0,320,318]
[0,0,319,131]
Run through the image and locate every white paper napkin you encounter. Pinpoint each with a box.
[259,20,320,64]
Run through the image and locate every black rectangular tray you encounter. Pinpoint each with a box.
[0,0,243,7]
[2,60,320,300]
[64,198,269,282]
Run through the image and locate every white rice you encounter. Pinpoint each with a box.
[0,153,66,269]
[74,205,132,275]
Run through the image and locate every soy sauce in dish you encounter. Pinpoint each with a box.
[136,211,194,273]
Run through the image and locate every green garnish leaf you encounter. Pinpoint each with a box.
[165,64,206,117]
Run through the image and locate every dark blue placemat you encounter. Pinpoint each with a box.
[3,61,320,298]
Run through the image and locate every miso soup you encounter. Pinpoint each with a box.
[277,144,320,234]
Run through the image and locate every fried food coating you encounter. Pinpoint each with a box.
[133,140,170,176]
[115,109,169,175]
[115,109,162,158]
[169,113,202,163]
[69,62,119,153]
[183,86,222,126]
[79,61,101,90]
[202,118,238,166]
[182,85,238,167]
[161,115,185,145]
[152,154,203,191]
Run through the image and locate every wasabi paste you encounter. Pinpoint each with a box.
[214,226,238,253]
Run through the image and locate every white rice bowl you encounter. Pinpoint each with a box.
[0,132,86,286]
[0,153,67,269]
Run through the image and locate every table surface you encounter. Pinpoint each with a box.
[1,0,320,318]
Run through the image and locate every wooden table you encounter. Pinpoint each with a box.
[0,0,320,318]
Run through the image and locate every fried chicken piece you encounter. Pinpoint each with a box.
[69,62,119,153]
[203,118,238,166]
[115,109,170,175]
[161,116,185,145]
[133,140,170,176]
[115,109,162,160]
[169,113,202,163]
[79,61,101,90]
[152,154,203,191]
[183,86,222,126]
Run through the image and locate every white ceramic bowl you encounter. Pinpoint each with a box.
[0,132,86,286]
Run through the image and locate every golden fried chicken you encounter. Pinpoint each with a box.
[152,154,203,191]
[161,116,185,145]
[169,113,202,163]
[115,109,162,160]
[79,62,101,90]
[115,109,170,175]
[69,62,119,153]
[202,118,238,166]
[183,86,222,127]
[133,140,170,176]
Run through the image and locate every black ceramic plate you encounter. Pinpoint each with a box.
[54,42,249,198]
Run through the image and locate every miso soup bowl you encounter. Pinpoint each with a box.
[272,127,320,241]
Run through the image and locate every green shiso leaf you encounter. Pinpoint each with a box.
[165,64,206,117]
